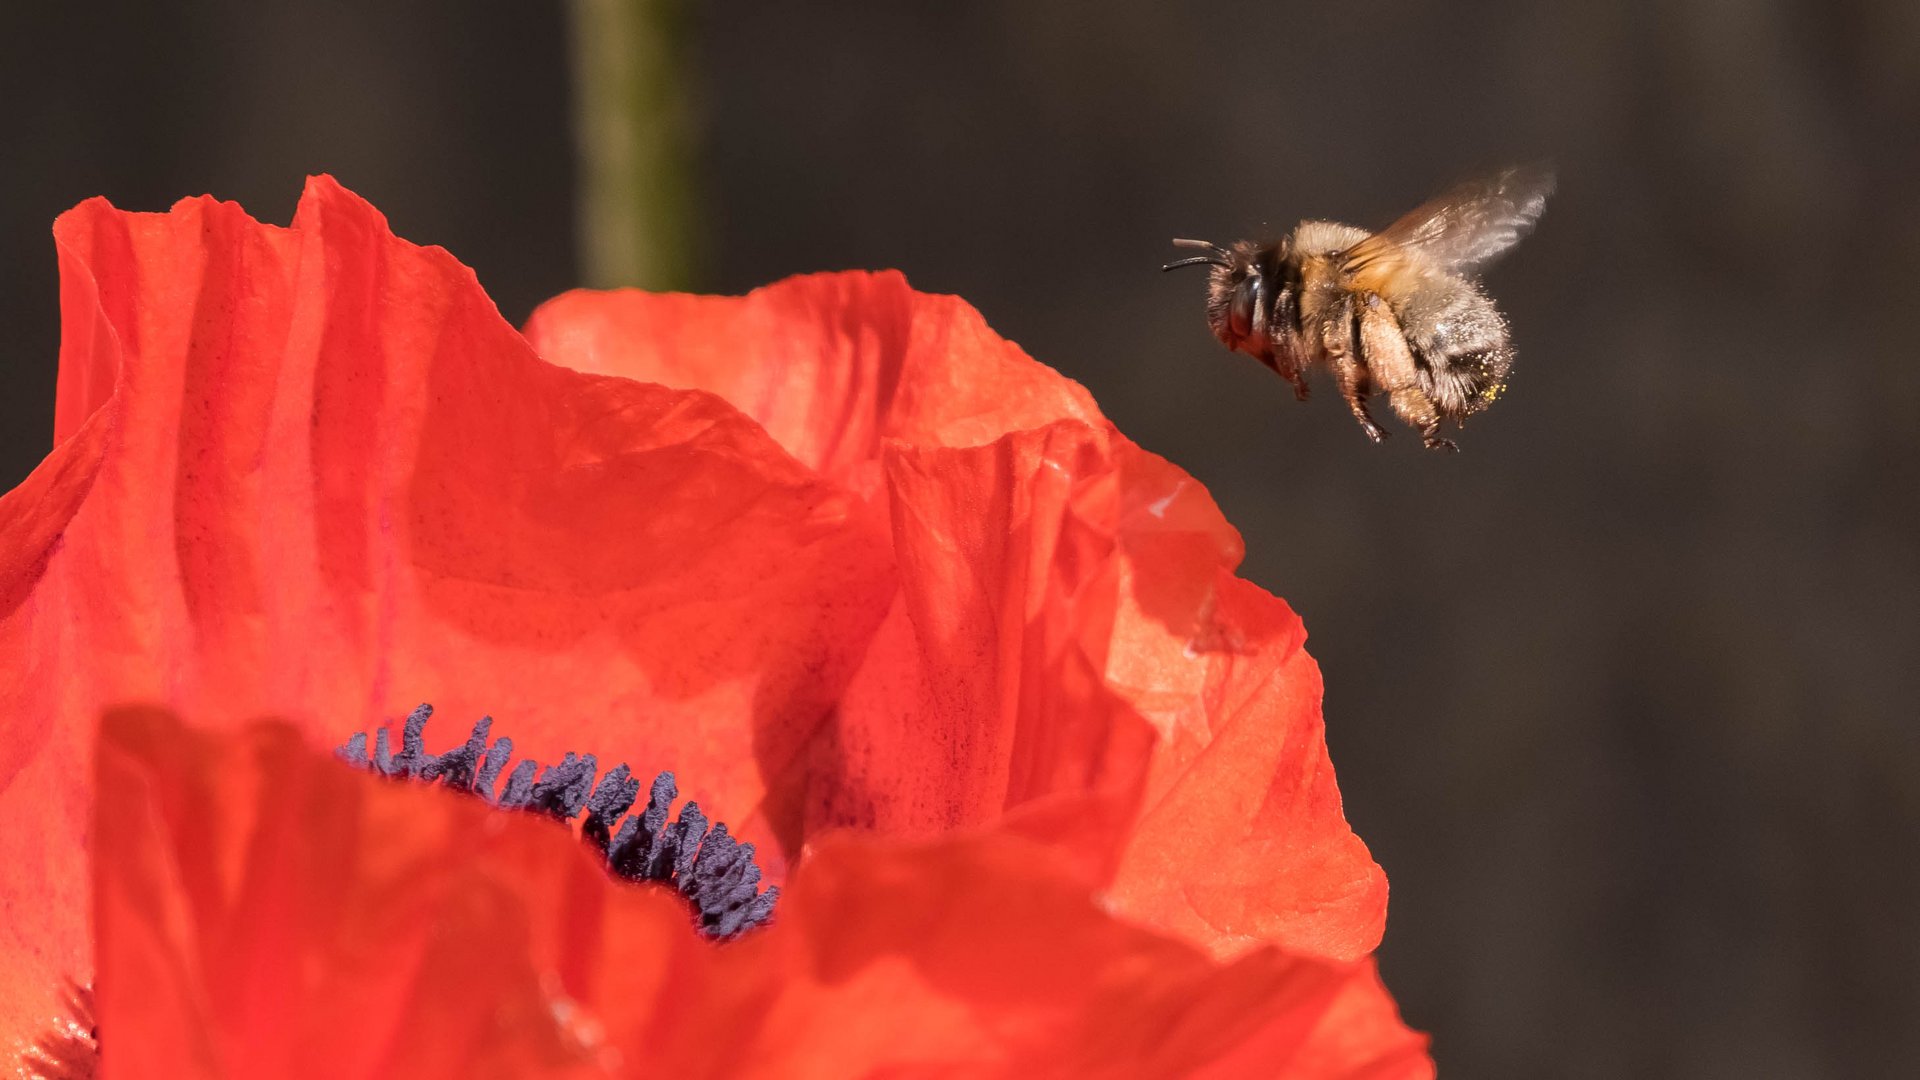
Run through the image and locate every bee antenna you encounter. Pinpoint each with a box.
[1161,255,1229,272]
[1163,237,1232,272]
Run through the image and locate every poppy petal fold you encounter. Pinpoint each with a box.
[523,274,1108,488]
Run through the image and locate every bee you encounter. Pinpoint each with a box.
[1163,165,1553,450]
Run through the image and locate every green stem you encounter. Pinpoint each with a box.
[567,0,696,290]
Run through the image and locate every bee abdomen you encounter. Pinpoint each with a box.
[1423,342,1514,414]
[1398,280,1514,417]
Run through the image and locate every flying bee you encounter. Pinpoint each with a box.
[1163,165,1553,450]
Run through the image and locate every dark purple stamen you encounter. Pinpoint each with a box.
[17,982,95,1080]
[338,704,779,939]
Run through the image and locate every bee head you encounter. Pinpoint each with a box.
[1163,238,1271,355]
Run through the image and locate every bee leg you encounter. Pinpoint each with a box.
[1357,292,1457,450]
[1328,300,1384,442]
[1260,349,1312,401]
[1417,425,1459,453]
[1385,387,1457,451]
[1330,351,1385,442]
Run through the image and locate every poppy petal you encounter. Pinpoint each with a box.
[95,707,648,1079]
[526,283,1389,960]
[3,180,901,1047]
[523,274,1107,488]
[36,174,894,771]
[0,390,112,1047]
[760,413,1386,959]
[1104,572,1390,961]
[671,833,1429,1079]
[95,709,1432,1079]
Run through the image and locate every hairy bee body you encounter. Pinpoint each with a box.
[1167,167,1551,450]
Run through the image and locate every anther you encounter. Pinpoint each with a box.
[339,704,779,938]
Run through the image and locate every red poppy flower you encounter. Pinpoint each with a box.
[1,178,1428,1076]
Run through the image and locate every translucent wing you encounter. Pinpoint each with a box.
[1341,165,1554,286]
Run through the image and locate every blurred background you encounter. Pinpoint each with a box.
[3,2,1916,1075]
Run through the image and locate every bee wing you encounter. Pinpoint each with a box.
[1341,165,1554,287]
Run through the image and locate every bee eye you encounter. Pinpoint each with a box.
[1228,275,1265,339]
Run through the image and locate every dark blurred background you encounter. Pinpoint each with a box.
[4,2,1916,1075]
